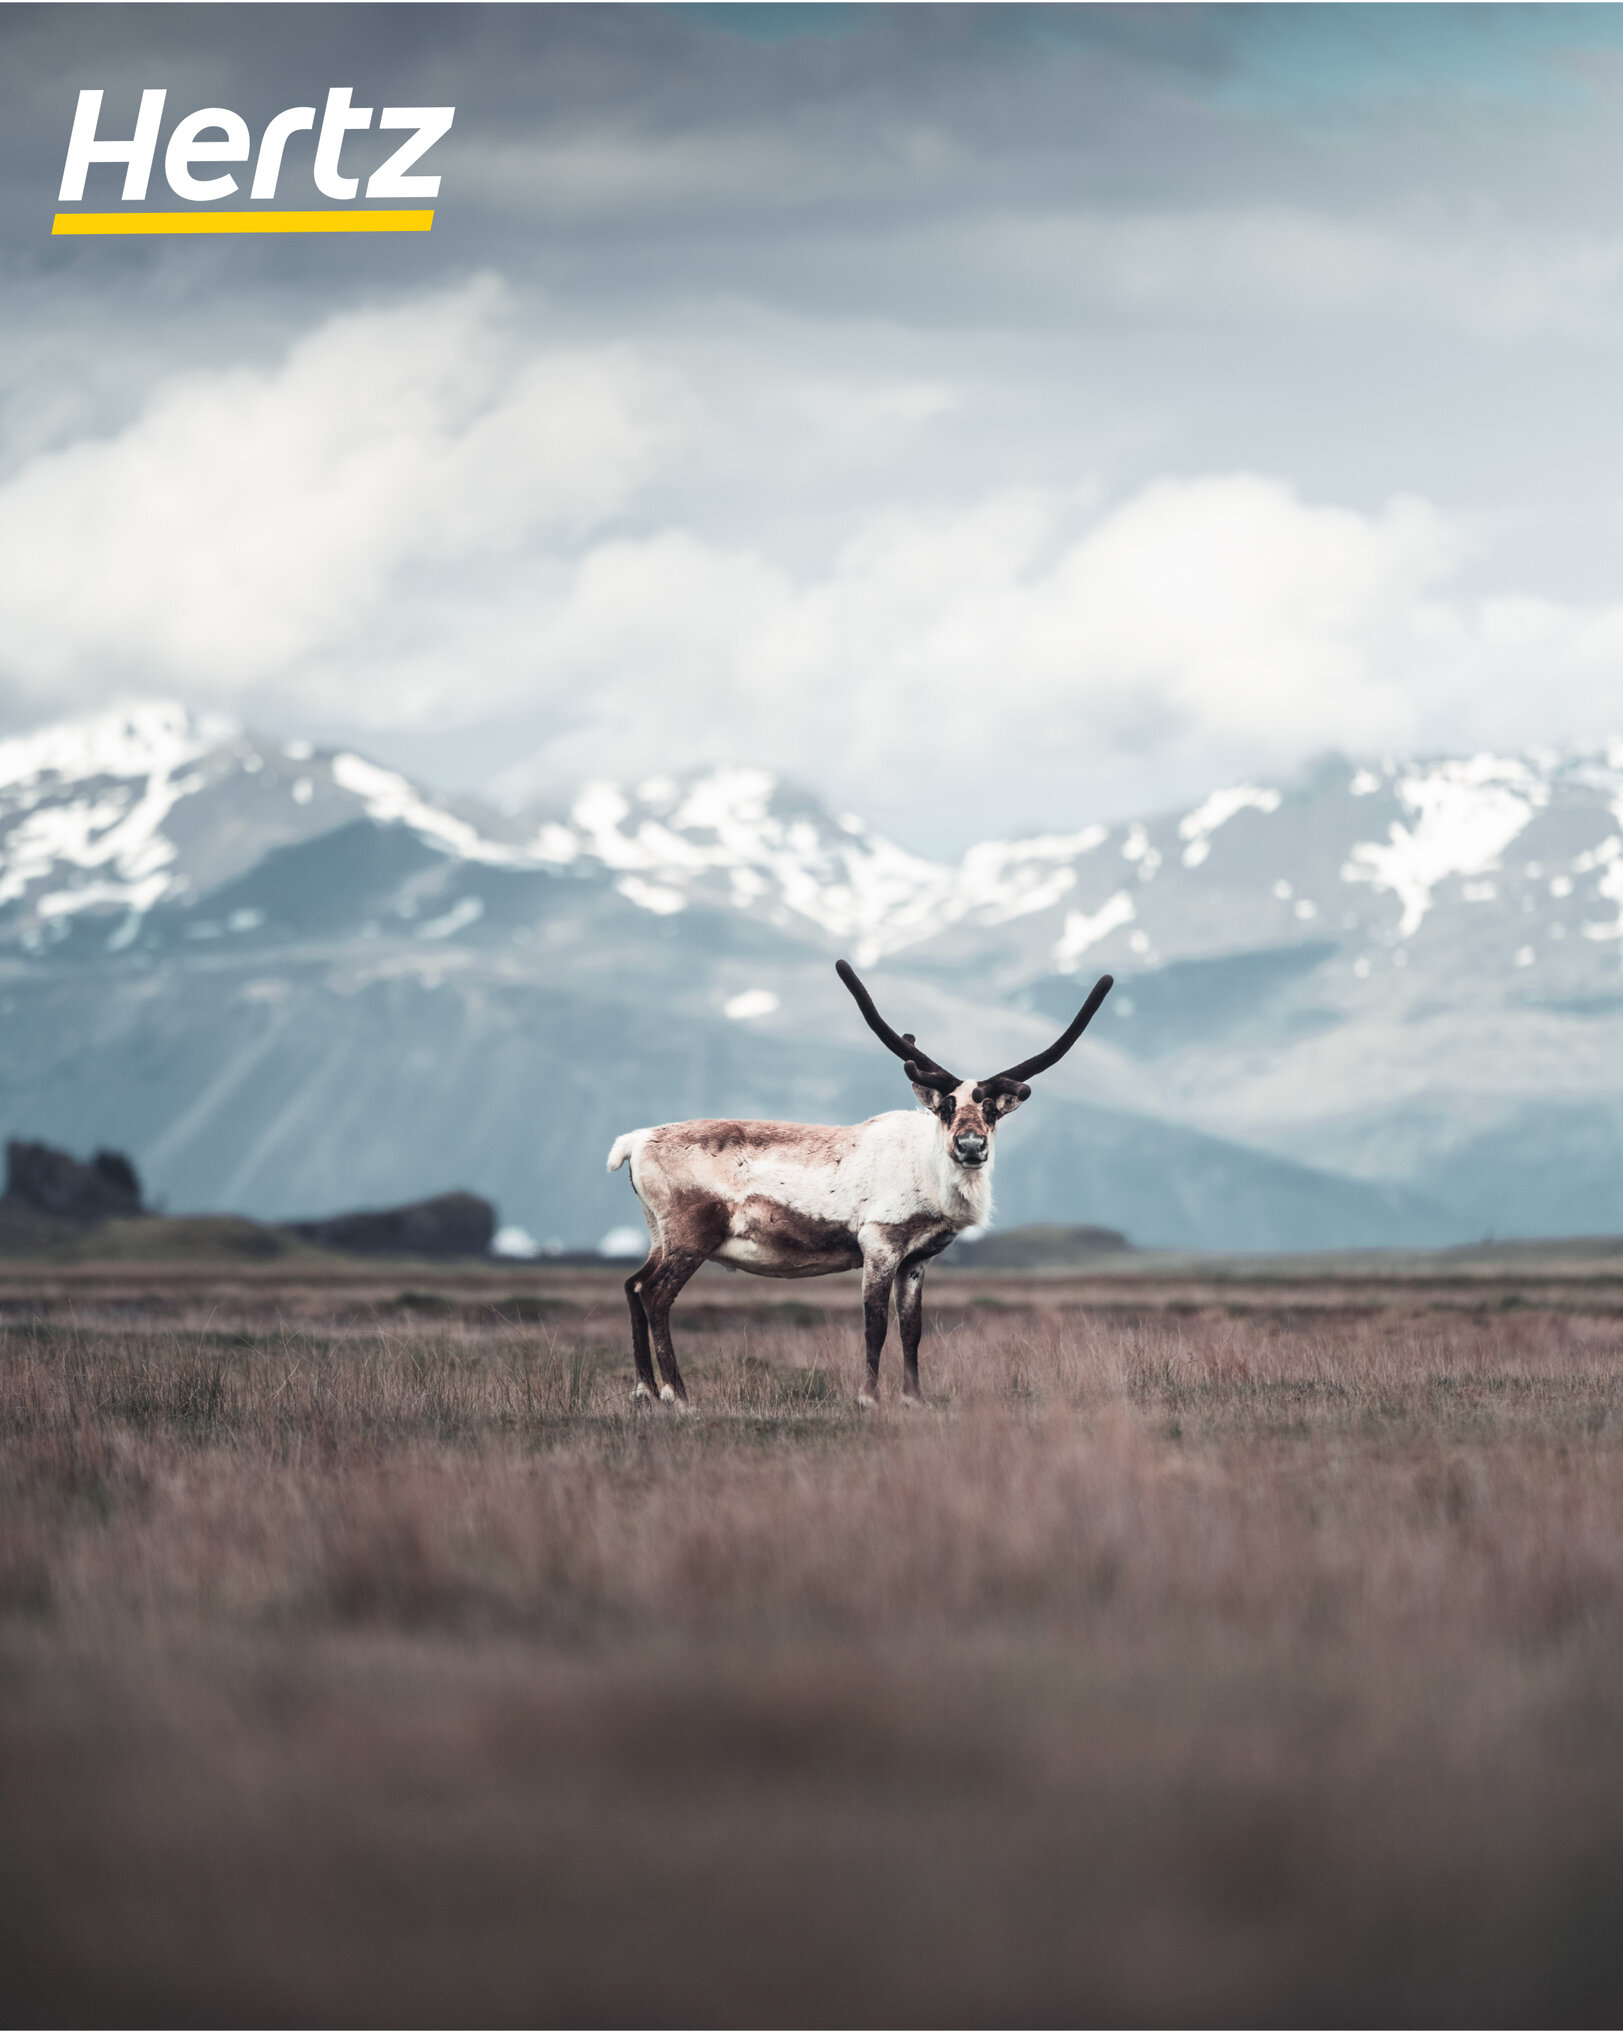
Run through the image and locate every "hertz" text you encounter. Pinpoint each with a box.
[53,88,454,235]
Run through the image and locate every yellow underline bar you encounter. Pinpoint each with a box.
[52,209,434,236]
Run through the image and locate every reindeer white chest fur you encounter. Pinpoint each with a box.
[607,959,1112,1406]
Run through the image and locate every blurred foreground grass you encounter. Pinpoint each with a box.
[5,1285,1623,2023]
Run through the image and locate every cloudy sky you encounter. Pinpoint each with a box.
[8,4,1623,849]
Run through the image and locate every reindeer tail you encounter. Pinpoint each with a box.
[606,1133,638,1175]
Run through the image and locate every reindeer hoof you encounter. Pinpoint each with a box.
[659,1383,689,1407]
[856,1391,878,1411]
[901,1391,930,1410]
[633,1382,655,1404]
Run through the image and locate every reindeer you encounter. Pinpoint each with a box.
[606,959,1113,1406]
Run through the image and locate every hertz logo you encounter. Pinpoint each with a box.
[53,88,453,235]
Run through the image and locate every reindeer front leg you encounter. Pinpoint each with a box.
[896,1255,929,1404]
[857,1235,900,1407]
[896,1235,953,1405]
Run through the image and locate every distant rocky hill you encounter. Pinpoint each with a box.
[286,1192,496,1259]
[0,1133,496,1262]
[0,701,1620,1249]
[3,1139,143,1222]
[942,1225,1131,1270]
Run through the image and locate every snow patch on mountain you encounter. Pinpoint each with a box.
[0,700,234,791]
[615,874,687,915]
[330,754,528,868]
[554,771,1135,956]
[1581,834,1623,941]
[957,828,1107,922]
[417,895,485,941]
[564,770,952,954]
[0,701,235,923]
[1341,755,1549,937]
[1055,891,1136,971]
[1178,785,1281,867]
[724,988,779,1020]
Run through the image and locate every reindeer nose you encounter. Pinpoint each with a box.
[954,1131,988,1164]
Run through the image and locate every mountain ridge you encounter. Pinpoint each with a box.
[2,700,1621,1248]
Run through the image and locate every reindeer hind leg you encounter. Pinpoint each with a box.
[643,1248,706,1404]
[625,1257,661,1401]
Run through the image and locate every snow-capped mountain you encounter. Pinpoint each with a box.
[0,703,539,941]
[528,769,1111,963]
[3,700,1623,1248]
[12,703,1622,971]
[519,745,1623,985]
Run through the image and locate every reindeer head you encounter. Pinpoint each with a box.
[835,959,1113,1170]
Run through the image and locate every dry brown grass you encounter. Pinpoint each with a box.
[5,1281,1623,2025]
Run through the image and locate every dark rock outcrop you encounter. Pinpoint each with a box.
[285,1190,496,1258]
[3,1140,144,1221]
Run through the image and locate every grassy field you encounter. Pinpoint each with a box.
[5,1261,1623,2025]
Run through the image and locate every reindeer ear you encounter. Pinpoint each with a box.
[913,1082,953,1115]
[977,1079,1031,1121]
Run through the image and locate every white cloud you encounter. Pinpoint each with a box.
[0,277,679,707]
[958,205,1623,344]
[8,283,1623,845]
[449,122,1623,343]
[497,474,1456,801]
[491,470,1623,841]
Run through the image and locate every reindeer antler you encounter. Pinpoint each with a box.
[835,959,961,1094]
[974,975,1113,1101]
